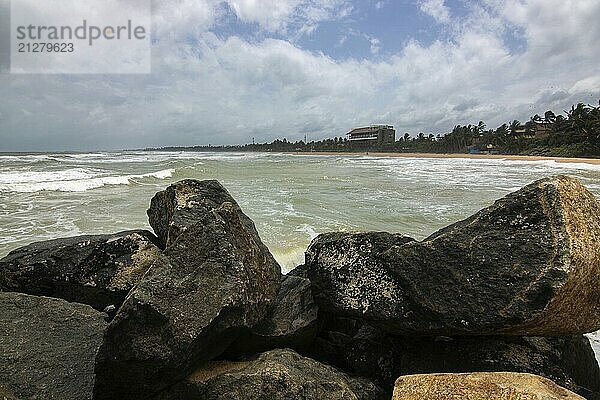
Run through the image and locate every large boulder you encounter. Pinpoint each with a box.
[226,274,319,356]
[306,176,600,336]
[306,320,600,398]
[94,180,281,400]
[0,230,161,313]
[392,372,584,400]
[148,179,264,249]
[0,292,107,400]
[155,349,385,400]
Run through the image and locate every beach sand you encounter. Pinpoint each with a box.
[288,151,600,165]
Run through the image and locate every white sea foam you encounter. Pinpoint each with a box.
[2,151,600,277]
[296,223,318,240]
[0,168,99,184]
[0,154,55,163]
[272,246,307,273]
[0,168,175,193]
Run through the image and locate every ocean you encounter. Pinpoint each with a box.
[2,151,600,271]
[1,150,600,361]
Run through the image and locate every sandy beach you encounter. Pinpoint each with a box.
[288,151,600,165]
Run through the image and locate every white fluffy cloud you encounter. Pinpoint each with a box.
[0,0,599,150]
[226,0,350,33]
[418,0,451,24]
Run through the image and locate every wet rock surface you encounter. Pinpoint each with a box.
[0,230,161,313]
[0,292,106,400]
[93,180,282,400]
[306,176,600,336]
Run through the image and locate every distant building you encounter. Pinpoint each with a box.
[346,125,395,144]
[533,122,552,137]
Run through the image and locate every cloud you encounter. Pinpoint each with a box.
[418,0,451,24]
[368,37,380,54]
[226,0,351,34]
[0,0,599,150]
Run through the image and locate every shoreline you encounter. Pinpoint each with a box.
[286,151,600,165]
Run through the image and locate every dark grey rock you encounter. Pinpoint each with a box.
[0,384,18,400]
[148,179,262,249]
[399,334,600,399]
[287,264,309,278]
[305,176,600,336]
[0,292,106,400]
[94,180,281,400]
[226,274,319,355]
[154,349,385,400]
[0,230,161,313]
[308,320,600,399]
[586,331,600,368]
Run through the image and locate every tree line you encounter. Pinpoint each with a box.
[151,101,600,157]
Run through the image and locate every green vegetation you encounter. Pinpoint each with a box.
[152,101,600,158]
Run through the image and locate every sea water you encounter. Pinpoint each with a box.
[2,151,600,270]
[1,150,599,362]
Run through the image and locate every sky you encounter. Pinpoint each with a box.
[0,0,599,151]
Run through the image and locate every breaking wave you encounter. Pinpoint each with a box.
[0,168,175,193]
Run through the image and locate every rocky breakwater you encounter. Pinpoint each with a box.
[304,175,600,399]
[93,180,282,399]
[305,175,600,336]
[0,176,599,400]
[0,230,161,315]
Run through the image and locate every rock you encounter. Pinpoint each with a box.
[394,334,600,399]
[287,264,309,278]
[226,274,319,356]
[155,349,385,400]
[0,230,161,313]
[392,372,584,400]
[306,176,600,336]
[307,321,600,398]
[94,180,281,400]
[0,384,18,400]
[148,179,262,249]
[586,331,600,368]
[0,292,106,400]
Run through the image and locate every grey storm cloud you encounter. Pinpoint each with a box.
[0,0,599,151]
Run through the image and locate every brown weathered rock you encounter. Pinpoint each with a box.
[392,372,584,400]
[0,230,161,313]
[0,292,106,400]
[306,176,600,336]
[155,349,385,400]
[94,180,281,400]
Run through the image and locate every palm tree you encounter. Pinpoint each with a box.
[477,121,486,134]
[544,110,556,124]
[509,120,522,136]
